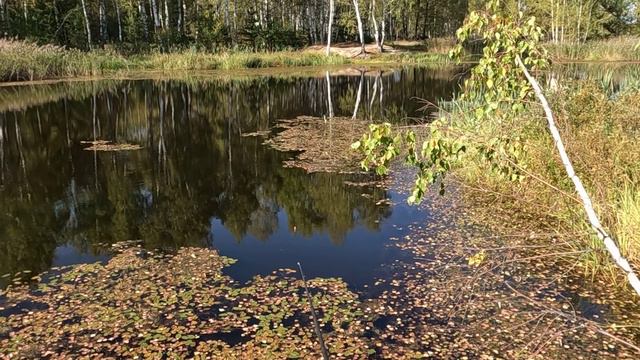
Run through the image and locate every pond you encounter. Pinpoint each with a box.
[0,66,462,289]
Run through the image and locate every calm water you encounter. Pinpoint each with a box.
[0,67,461,288]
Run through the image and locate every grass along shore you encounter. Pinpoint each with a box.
[546,36,640,62]
[0,39,450,82]
[452,77,640,285]
[1,37,639,83]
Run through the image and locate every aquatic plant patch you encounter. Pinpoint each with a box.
[265,116,373,174]
[0,247,373,358]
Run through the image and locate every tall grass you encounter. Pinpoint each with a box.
[0,39,452,82]
[547,36,640,62]
[0,39,130,81]
[453,80,640,282]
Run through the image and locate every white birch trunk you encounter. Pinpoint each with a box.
[550,0,555,43]
[164,0,169,29]
[99,0,107,42]
[0,0,5,31]
[326,0,334,55]
[380,0,386,50]
[233,0,237,33]
[584,1,593,42]
[576,1,583,43]
[517,57,640,297]
[80,0,92,49]
[182,0,187,33]
[353,0,366,54]
[560,0,566,43]
[115,0,123,42]
[178,0,183,30]
[150,0,161,28]
[370,0,381,52]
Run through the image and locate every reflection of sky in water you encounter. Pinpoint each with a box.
[211,189,430,289]
[53,245,109,267]
[0,68,459,288]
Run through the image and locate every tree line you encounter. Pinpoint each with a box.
[0,0,467,51]
[0,0,637,51]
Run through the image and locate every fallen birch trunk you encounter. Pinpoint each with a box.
[517,57,640,297]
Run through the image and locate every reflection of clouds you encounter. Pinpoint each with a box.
[138,186,153,211]
[53,178,79,231]
[247,186,279,241]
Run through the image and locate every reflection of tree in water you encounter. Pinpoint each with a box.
[0,69,457,278]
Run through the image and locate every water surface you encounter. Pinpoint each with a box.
[0,66,462,288]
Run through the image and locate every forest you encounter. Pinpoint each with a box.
[0,0,637,51]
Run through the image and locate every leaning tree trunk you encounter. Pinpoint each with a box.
[80,0,92,49]
[353,0,365,54]
[518,57,640,297]
[326,0,334,55]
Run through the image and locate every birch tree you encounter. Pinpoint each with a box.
[370,0,382,52]
[99,0,108,42]
[114,0,123,42]
[353,0,640,297]
[326,0,334,55]
[0,0,6,33]
[80,0,92,49]
[353,0,366,54]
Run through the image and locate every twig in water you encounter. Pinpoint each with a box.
[297,262,330,360]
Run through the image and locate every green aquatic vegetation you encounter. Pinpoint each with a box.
[0,246,373,358]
